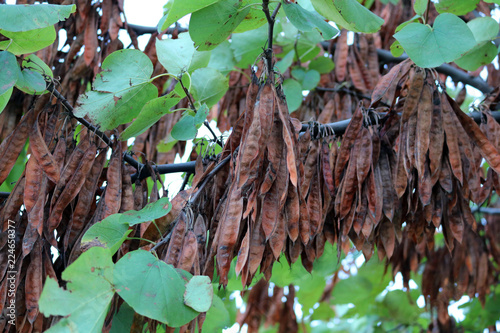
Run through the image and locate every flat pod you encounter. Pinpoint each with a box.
[216,185,243,286]
[0,109,33,184]
[441,94,463,184]
[335,103,364,187]
[29,114,60,183]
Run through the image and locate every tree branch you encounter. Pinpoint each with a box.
[262,0,280,77]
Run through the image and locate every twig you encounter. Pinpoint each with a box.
[188,154,231,204]
[178,78,224,147]
[46,83,142,170]
[150,228,174,252]
[126,23,188,35]
[262,0,281,77]
[180,172,192,191]
[150,154,231,253]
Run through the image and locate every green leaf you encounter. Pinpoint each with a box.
[282,79,303,112]
[434,0,479,15]
[114,250,199,327]
[0,51,19,95]
[207,41,237,74]
[120,197,171,225]
[413,0,427,16]
[191,68,229,108]
[120,93,182,140]
[454,42,498,71]
[189,0,251,51]
[0,87,13,114]
[308,56,335,74]
[39,247,114,333]
[159,0,220,32]
[311,0,384,33]
[74,49,157,131]
[156,34,195,76]
[275,50,295,73]
[23,54,53,78]
[201,294,230,332]
[82,197,171,254]
[109,302,134,333]
[467,16,499,43]
[15,68,46,95]
[171,104,210,140]
[381,290,422,324]
[390,40,404,57]
[0,4,76,32]
[302,69,320,90]
[230,24,268,68]
[184,275,214,312]
[282,1,339,39]
[81,214,131,255]
[93,49,154,92]
[0,26,56,55]
[395,14,421,33]
[394,13,476,68]
[233,0,271,33]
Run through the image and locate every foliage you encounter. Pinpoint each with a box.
[0,0,500,333]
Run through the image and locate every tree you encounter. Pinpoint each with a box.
[0,0,499,332]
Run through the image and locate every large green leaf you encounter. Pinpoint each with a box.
[74,49,157,130]
[114,250,199,327]
[434,0,479,15]
[230,24,268,68]
[413,0,427,16]
[282,79,302,112]
[467,16,499,43]
[39,247,114,333]
[207,41,237,74]
[233,0,271,33]
[201,294,231,332]
[156,33,210,76]
[22,53,53,79]
[394,13,476,68]
[189,0,251,51]
[171,104,210,140]
[156,35,195,76]
[15,68,46,94]
[0,50,19,95]
[159,0,221,32]
[109,302,134,333]
[308,56,335,74]
[120,93,182,140]
[0,26,56,55]
[82,197,171,254]
[184,276,214,312]
[0,4,75,32]
[291,67,321,90]
[311,0,384,33]
[454,16,499,71]
[191,68,229,108]
[282,1,338,39]
[380,290,422,324]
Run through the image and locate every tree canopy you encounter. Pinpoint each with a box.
[0,0,500,332]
